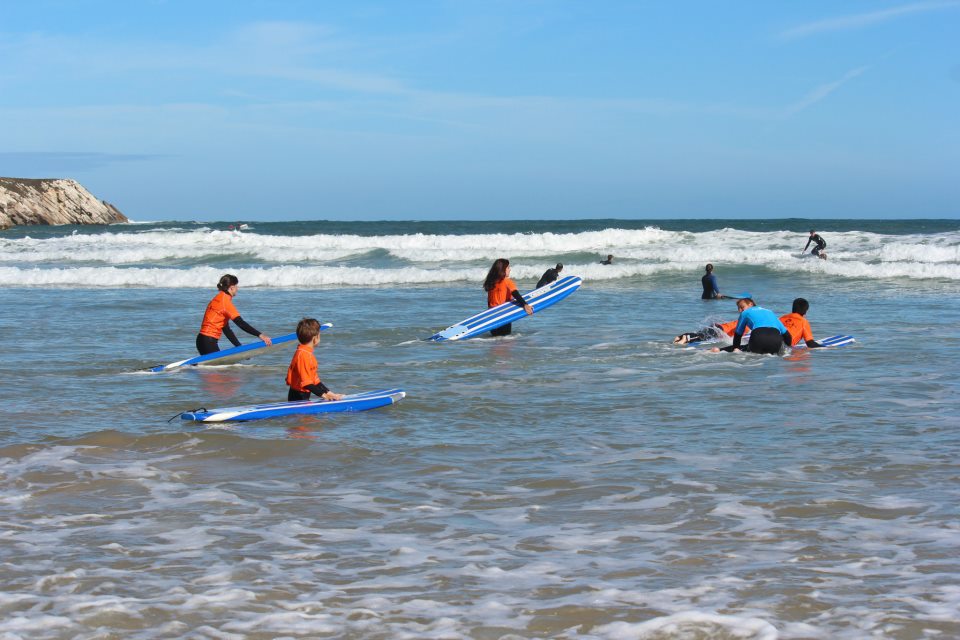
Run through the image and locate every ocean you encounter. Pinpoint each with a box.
[0,218,958,639]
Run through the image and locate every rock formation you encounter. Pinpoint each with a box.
[0,177,128,229]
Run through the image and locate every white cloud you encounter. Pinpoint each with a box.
[779,1,960,40]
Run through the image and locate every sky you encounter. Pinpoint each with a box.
[1,0,958,221]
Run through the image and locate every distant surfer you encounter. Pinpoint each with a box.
[196,274,272,355]
[536,263,563,288]
[600,254,614,265]
[700,263,728,299]
[802,230,827,260]
[483,258,533,337]
[286,318,343,402]
[711,298,792,355]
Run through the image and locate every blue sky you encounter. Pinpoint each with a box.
[1,0,957,220]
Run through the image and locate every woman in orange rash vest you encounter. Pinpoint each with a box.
[196,274,272,355]
[482,258,533,337]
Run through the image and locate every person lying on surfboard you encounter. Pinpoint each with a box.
[196,274,272,355]
[286,318,344,402]
[673,319,740,345]
[483,258,533,337]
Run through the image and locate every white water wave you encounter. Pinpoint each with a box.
[1,227,957,267]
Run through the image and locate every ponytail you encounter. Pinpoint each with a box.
[217,274,239,292]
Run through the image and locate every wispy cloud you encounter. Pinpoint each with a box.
[0,152,161,175]
[779,1,960,40]
[778,67,869,118]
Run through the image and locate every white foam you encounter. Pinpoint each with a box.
[594,611,779,640]
[1,226,957,285]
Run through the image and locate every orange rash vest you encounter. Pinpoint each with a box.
[199,291,240,339]
[286,343,321,393]
[487,277,518,308]
[779,312,813,346]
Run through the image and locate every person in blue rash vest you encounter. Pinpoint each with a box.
[700,263,727,299]
[712,298,792,355]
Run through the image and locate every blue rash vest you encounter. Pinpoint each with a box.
[735,306,788,336]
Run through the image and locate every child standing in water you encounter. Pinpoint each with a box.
[286,318,344,402]
[483,258,533,337]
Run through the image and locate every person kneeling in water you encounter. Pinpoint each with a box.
[712,298,791,354]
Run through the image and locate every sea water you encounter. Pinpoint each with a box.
[0,219,958,639]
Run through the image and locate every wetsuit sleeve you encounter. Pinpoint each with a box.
[805,339,823,348]
[232,315,262,338]
[222,324,241,347]
[304,381,331,398]
[803,238,812,251]
[709,274,719,292]
[511,290,529,306]
[732,332,743,350]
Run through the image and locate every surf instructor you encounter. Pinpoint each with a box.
[701,263,728,299]
[196,274,272,355]
[483,258,533,337]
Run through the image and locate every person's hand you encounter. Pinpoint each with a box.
[322,391,344,401]
[524,304,533,315]
[260,334,272,346]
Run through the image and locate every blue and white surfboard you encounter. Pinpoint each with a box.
[180,388,406,423]
[150,322,333,372]
[429,275,582,342]
[793,334,855,349]
[691,333,855,349]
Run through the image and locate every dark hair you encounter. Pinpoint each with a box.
[483,258,510,291]
[810,229,816,234]
[217,274,239,292]
[738,297,755,308]
[792,298,810,315]
[705,263,713,272]
[556,263,563,271]
[296,318,321,344]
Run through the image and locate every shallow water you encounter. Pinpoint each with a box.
[1,219,958,638]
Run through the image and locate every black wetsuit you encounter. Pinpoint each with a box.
[701,273,720,299]
[490,290,529,337]
[536,268,560,289]
[288,381,330,402]
[718,327,792,354]
[195,316,262,355]
[805,234,827,256]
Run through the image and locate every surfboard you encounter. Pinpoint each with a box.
[793,334,855,349]
[180,388,406,423]
[150,322,333,372]
[428,275,582,342]
[693,333,855,349]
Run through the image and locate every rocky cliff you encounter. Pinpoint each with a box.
[0,178,128,229]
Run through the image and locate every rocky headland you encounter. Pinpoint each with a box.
[0,177,128,229]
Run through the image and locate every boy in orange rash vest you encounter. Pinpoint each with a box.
[779,298,823,348]
[286,318,345,402]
